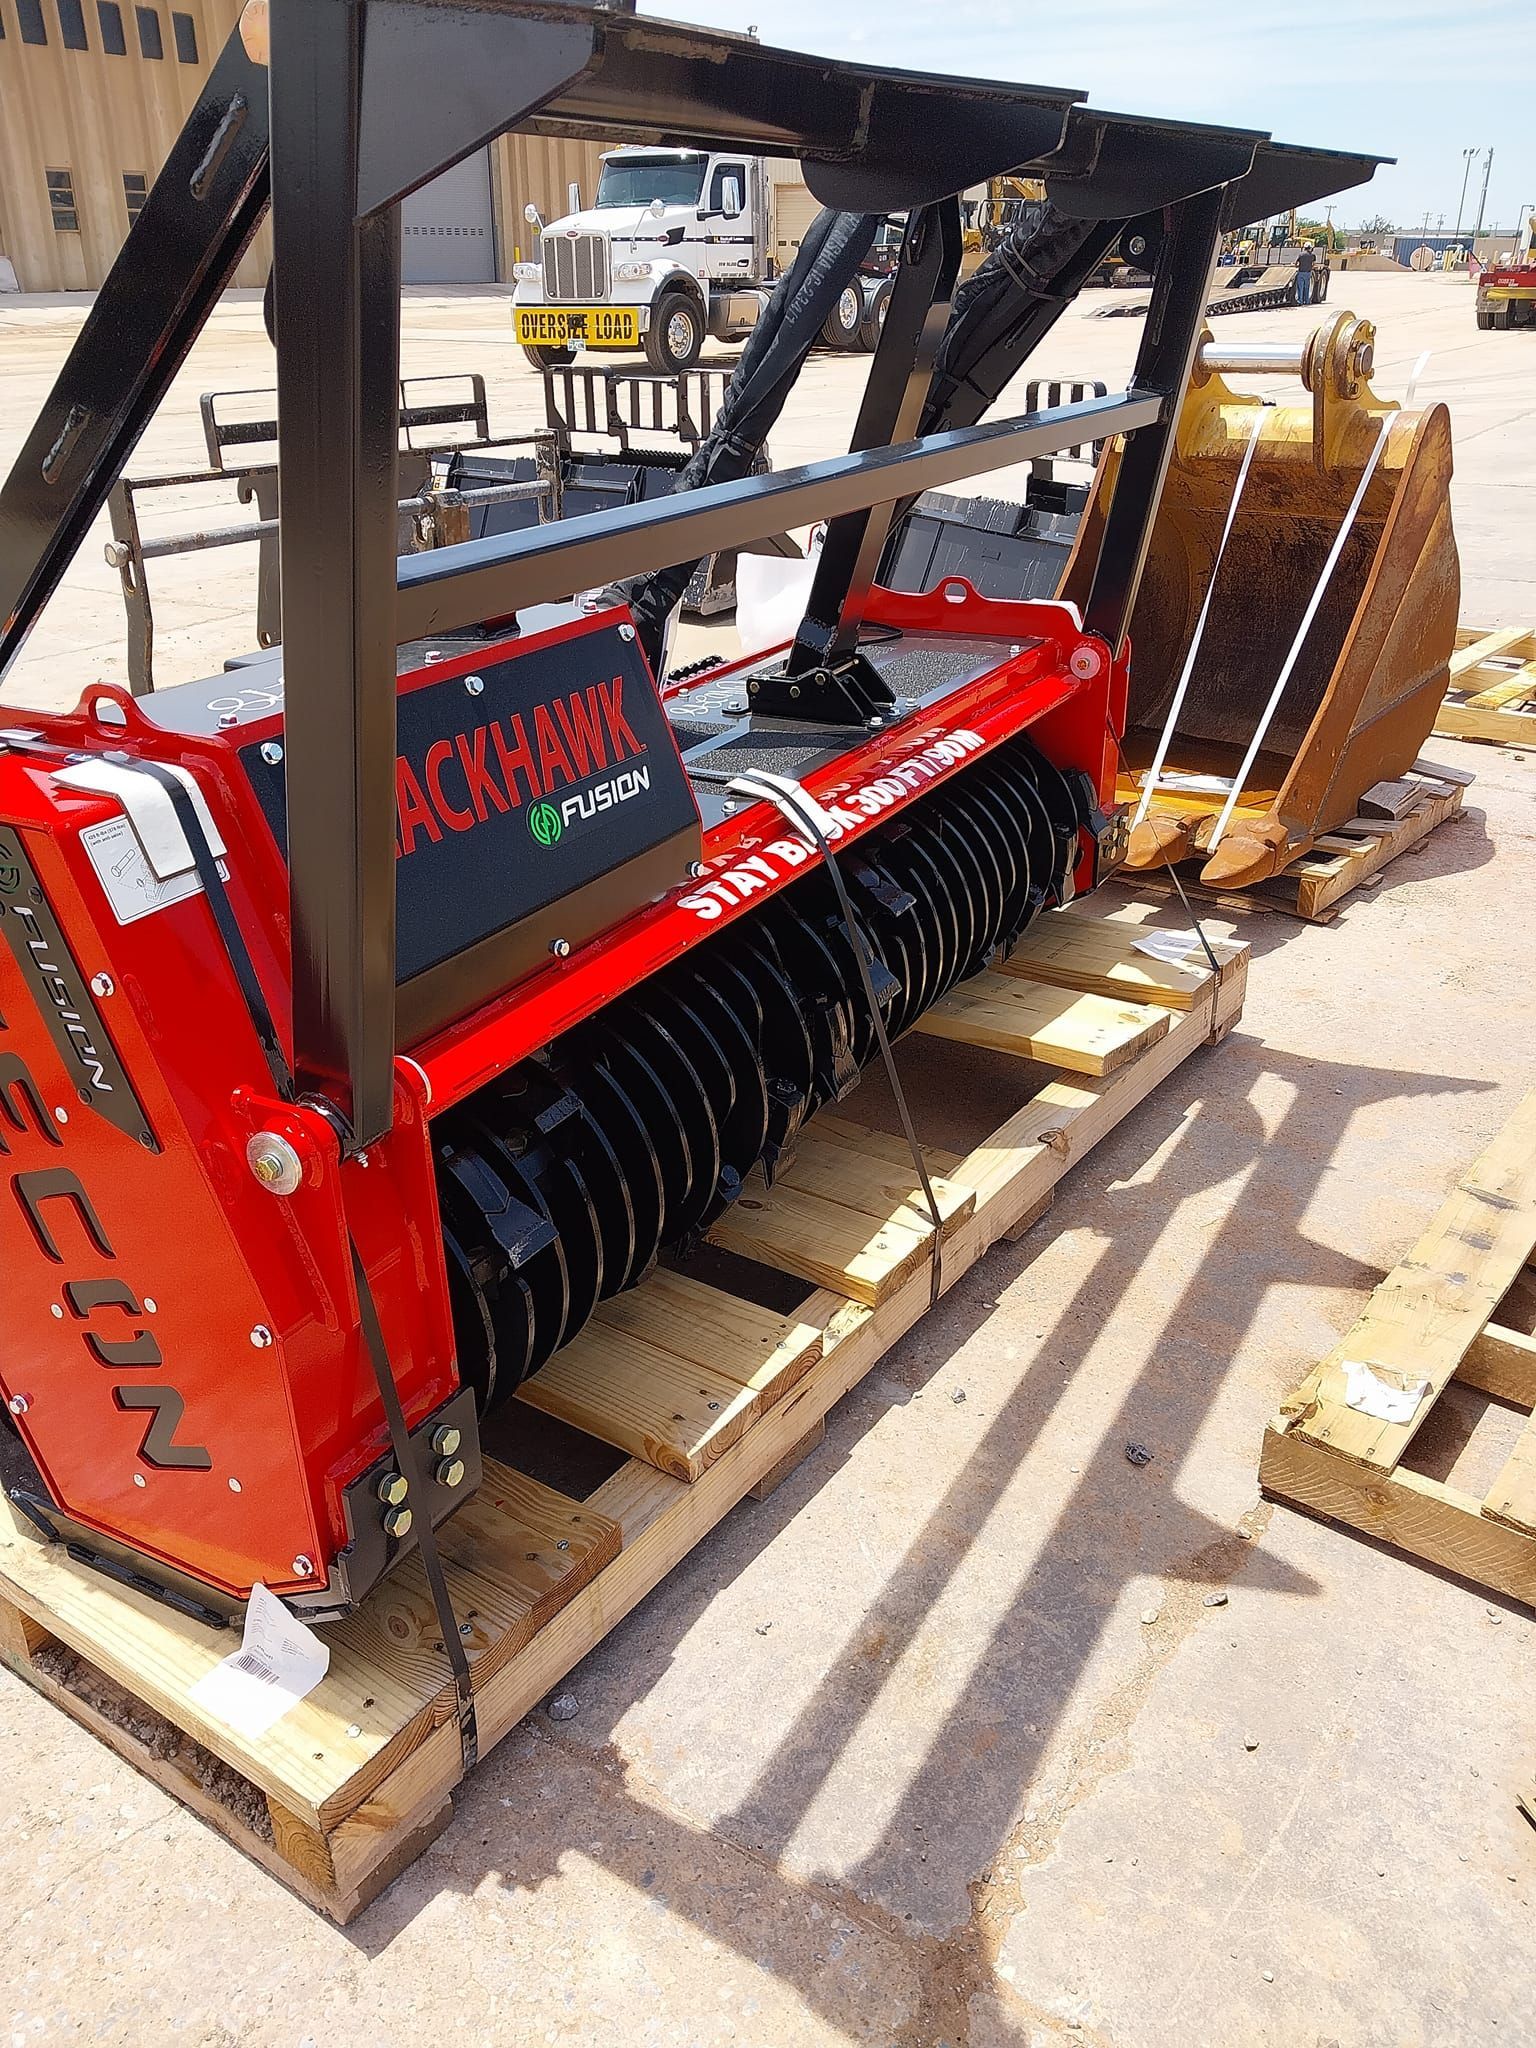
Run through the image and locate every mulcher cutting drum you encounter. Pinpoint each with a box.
[439,732,1087,1410]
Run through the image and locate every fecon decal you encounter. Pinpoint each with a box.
[0,825,157,1149]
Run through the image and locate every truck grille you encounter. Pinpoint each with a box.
[541,232,609,302]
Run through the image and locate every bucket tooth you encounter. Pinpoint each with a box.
[1124,808,1206,870]
[1198,817,1292,888]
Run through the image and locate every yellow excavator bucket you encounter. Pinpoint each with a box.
[1062,311,1459,886]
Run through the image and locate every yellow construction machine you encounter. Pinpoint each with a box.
[961,177,1049,279]
[1060,310,1458,886]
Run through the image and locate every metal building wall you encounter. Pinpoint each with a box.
[0,3,616,293]
[491,132,613,275]
[0,0,269,291]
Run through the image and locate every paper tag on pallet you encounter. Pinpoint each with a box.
[1341,1358,1431,1424]
[189,1584,330,1739]
[1130,928,1206,966]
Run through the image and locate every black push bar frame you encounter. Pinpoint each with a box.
[0,0,1385,1146]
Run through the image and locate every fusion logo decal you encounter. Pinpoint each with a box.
[395,672,645,859]
[529,801,563,847]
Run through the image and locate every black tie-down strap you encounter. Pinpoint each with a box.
[134,759,480,1774]
[728,772,945,1310]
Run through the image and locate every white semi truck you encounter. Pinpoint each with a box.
[511,147,893,373]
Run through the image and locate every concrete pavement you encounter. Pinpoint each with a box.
[2,269,1535,2047]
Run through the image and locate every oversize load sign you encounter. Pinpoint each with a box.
[243,621,698,984]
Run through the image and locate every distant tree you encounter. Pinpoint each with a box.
[1357,213,1395,235]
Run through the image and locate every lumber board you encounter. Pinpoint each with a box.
[993,907,1240,1012]
[1259,1418,1536,1606]
[515,1273,821,1480]
[1282,1089,1536,1474]
[1482,1407,1536,1538]
[706,1125,973,1305]
[1449,626,1530,674]
[1463,660,1536,712]
[1409,755,1477,787]
[1358,778,1421,819]
[1434,698,1536,746]
[1456,1322,1536,1407]
[915,969,1168,1074]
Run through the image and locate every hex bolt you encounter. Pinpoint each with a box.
[376,1471,409,1508]
[465,674,485,696]
[291,1554,314,1578]
[550,937,571,959]
[688,861,708,880]
[217,712,239,730]
[435,1456,467,1490]
[431,1424,462,1457]
[90,972,115,998]
[382,1505,414,1540]
[249,1324,274,1348]
[7,1395,29,1417]
[247,1130,304,1196]
[260,741,284,766]
[618,623,636,641]
[103,540,131,570]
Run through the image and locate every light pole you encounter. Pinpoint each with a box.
[1453,146,1476,245]
[1471,147,1494,252]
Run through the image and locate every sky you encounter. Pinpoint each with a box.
[647,0,1536,236]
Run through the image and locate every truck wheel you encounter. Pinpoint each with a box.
[1492,303,1512,330]
[645,292,704,373]
[858,279,892,352]
[522,343,578,372]
[820,282,864,351]
[1476,301,1493,330]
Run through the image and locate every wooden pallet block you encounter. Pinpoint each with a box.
[0,905,1248,1921]
[514,1270,823,1480]
[704,1121,973,1306]
[1128,769,1467,923]
[1435,626,1536,747]
[913,970,1169,1073]
[990,911,1245,1013]
[1261,1088,1536,1604]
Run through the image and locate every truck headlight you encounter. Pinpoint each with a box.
[615,260,655,282]
[512,262,542,282]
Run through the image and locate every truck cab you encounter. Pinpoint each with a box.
[512,146,771,373]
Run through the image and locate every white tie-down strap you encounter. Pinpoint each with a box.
[53,756,227,878]
[726,768,845,847]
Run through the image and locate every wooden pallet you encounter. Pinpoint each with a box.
[1261,1088,1536,1604]
[1435,626,1536,748]
[0,906,1248,1921]
[1130,762,1469,923]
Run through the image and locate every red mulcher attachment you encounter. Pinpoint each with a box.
[0,2,1385,1625]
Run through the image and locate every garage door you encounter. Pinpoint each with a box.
[402,150,495,285]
